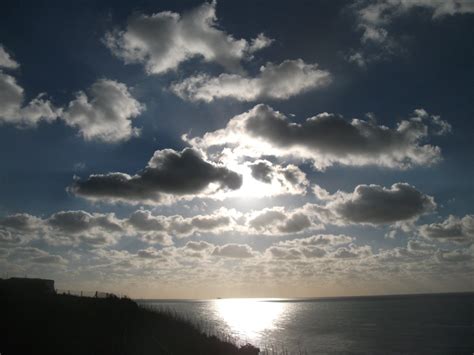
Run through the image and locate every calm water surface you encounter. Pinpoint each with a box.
[139,293,474,354]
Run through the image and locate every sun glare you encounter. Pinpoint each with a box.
[213,299,287,341]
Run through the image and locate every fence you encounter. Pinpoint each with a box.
[55,289,128,299]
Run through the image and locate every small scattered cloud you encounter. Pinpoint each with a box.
[62,79,145,143]
[0,44,20,69]
[348,0,474,65]
[171,59,331,102]
[419,215,474,243]
[0,47,144,143]
[212,243,256,258]
[0,71,60,127]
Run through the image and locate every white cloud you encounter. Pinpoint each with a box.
[170,59,331,102]
[187,105,449,170]
[105,1,272,75]
[0,44,19,69]
[0,71,60,127]
[62,79,145,143]
[0,46,144,143]
[350,0,474,65]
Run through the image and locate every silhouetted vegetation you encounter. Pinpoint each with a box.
[0,278,259,355]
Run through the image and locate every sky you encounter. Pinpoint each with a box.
[0,0,473,298]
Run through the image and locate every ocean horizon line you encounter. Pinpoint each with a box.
[136,290,474,302]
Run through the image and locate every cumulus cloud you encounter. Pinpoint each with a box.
[170,59,331,102]
[266,234,353,260]
[184,240,214,251]
[167,212,231,237]
[0,213,43,232]
[312,183,436,225]
[247,160,308,194]
[407,240,436,254]
[0,71,60,127]
[0,47,144,142]
[105,1,272,75]
[247,207,319,235]
[0,44,19,69]
[70,148,242,204]
[62,79,145,143]
[436,248,473,263]
[349,0,474,65]
[187,105,449,170]
[0,210,168,247]
[0,230,22,245]
[419,215,474,243]
[331,244,373,259]
[137,247,164,259]
[279,234,354,248]
[8,247,67,265]
[212,243,255,258]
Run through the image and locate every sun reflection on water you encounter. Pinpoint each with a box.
[213,299,287,341]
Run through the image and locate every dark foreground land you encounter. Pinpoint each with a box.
[0,278,259,355]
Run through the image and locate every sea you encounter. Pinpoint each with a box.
[138,293,474,355]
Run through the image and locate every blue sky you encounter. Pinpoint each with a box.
[0,0,473,298]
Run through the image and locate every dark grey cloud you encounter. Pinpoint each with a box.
[249,160,274,183]
[7,247,67,265]
[247,207,318,235]
[189,105,449,169]
[248,208,286,230]
[407,240,436,254]
[0,213,42,231]
[70,148,242,204]
[31,255,67,265]
[419,215,474,243]
[127,210,165,231]
[278,234,353,248]
[167,213,231,237]
[247,160,308,195]
[436,249,473,263]
[314,183,436,225]
[137,248,163,259]
[267,234,353,260]
[277,213,311,233]
[331,244,372,259]
[332,183,436,224]
[184,241,213,251]
[47,210,123,234]
[212,243,255,258]
[266,246,303,260]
